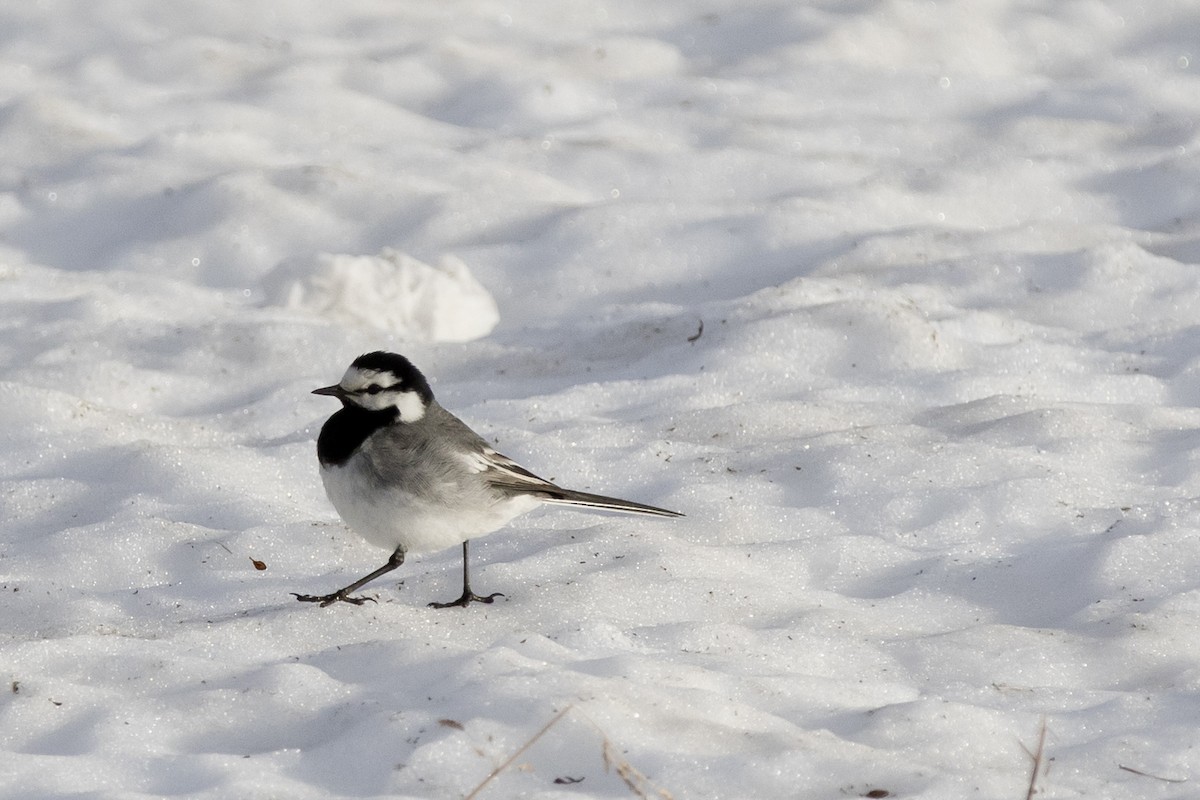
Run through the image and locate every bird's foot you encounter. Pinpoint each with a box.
[428,591,504,609]
[292,590,377,607]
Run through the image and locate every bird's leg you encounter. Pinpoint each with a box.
[293,546,406,607]
[429,541,504,609]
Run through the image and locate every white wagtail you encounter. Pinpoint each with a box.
[294,351,682,608]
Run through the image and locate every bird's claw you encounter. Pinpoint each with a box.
[292,591,377,607]
[429,591,504,609]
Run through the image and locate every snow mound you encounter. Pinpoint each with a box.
[263,249,499,342]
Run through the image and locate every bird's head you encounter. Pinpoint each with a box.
[313,351,434,421]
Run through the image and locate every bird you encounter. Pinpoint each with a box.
[294,351,683,609]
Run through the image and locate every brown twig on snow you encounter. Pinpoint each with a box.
[463,705,573,800]
[1118,764,1186,783]
[1021,718,1049,800]
[600,733,673,799]
[462,704,673,800]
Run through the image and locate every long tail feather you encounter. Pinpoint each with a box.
[540,489,683,517]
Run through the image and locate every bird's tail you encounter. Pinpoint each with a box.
[540,489,683,518]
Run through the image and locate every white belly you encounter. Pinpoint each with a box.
[319,459,541,554]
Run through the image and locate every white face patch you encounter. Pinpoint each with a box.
[391,389,427,421]
[338,366,428,420]
[338,365,381,392]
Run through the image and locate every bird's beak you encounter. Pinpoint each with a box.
[312,384,345,398]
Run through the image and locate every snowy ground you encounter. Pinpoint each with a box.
[3,0,1200,797]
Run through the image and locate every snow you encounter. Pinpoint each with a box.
[264,250,500,342]
[2,0,1200,797]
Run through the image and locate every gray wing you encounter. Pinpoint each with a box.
[369,401,681,517]
[456,427,683,518]
[360,401,499,502]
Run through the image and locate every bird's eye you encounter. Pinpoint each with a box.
[365,385,384,395]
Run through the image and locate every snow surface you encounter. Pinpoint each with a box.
[3,0,1200,797]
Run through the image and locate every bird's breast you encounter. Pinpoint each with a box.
[318,454,542,554]
[317,406,398,467]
